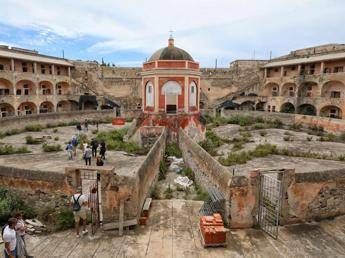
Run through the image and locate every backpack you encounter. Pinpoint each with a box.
[1,224,7,240]
[72,195,82,212]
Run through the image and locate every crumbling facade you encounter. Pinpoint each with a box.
[261,44,345,119]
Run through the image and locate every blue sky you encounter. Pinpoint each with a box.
[0,0,345,67]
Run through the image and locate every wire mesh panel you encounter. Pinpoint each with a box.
[259,173,282,239]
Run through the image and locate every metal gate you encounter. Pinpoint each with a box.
[80,170,101,235]
[259,173,282,239]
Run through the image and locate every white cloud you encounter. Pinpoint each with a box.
[0,0,345,66]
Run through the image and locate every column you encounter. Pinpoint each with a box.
[52,64,55,77]
[280,66,284,78]
[34,62,37,74]
[198,78,201,112]
[184,76,188,113]
[11,59,14,71]
[68,66,71,80]
[297,64,301,75]
[154,76,159,112]
[264,68,267,78]
[320,62,325,74]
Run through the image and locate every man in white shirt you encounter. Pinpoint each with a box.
[71,187,88,237]
[3,218,17,258]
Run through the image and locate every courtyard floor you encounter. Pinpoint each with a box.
[21,199,345,258]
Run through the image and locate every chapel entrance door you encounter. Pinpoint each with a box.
[166,93,177,114]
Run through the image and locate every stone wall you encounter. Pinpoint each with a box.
[0,165,72,194]
[221,109,345,133]
[286,169,345,223]
[0,110,113,132]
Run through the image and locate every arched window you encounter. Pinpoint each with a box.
[146,82,154,107]
[189,82,197,107]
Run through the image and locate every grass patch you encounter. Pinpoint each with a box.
[151,185,160,200]
[24,124,43,132]
[199,129,224,156]
[25,135,43,144]
[42,143,62,152]
[95,129,146,154]
[165,143,182,158]
[0,145,30,155]
[158,160,168,181]
[164,185,173,199]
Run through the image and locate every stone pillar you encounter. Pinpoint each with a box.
[280,66,284,78]
[118,200,124,236]
[154,76,159,113]
[279,169,295,225]
[198,78,201,112]
[320,62,325,75]
[52,64,55,77]
[34,62,37,74]
[184,76,188,113]
[264,68,267,78]
[297,64,301,75]
[11,59,14,71]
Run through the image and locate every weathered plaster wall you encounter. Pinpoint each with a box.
[0,110,113,132]
[221,109,345,133]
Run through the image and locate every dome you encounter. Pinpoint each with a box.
[148,38,194,62]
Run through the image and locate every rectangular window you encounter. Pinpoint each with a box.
[324,68,331,73]
[291,66,296,71]
[41,65,46,74]
[22,62,28,72]
[57,66,61,75]
[330,91,341,98]
[0,64,4,70]
[334,66,343,73]
[274,68,279,72]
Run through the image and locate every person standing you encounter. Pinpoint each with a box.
[83,145,92,166]
[84,119,89,132]
[96,156,104,166]
[88,186,98,237]
[99,141,106,160]
[66,141,74,160]
[71,135,78,160]
[3,217,17,258]
[71,187,88,238]
[14,213,29,258]
[76,123,82,136]
[90,138,98,157]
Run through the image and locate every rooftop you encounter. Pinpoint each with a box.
[0,45,73,66]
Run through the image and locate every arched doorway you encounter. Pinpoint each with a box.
[15,80,36,96]
[39,81,54,95]
[320,105,342,119]
[281,83,296,97]
[239,101,255,111]
[0,78,13,96]
[0,103,15,117]
[39,101,54,113]
[298,82,318,97]
[263,82,279,97]
[162,81,181,114]
[321,81,344,98]
[255,102,265,111]
[145,81,154,108]
[189,81,197,108]
[17,102,37,115]
[280,102,295,113]
[57,100,79,112]
[297,104,317,116]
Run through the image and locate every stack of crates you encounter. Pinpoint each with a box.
[199,213,227,247]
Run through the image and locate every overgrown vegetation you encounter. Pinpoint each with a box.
[24,124,43,132]
[25,135,43,144]
[42,143,62,152]
[158,160,168,181]
[0,187,36,224]
[165,143,182,157]
[0,145,30,155]
[219,142,345,166]
[199,130,223,156]
[95,128,147,154]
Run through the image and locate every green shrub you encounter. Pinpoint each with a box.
[151,185,160,199]
[0,187,36,224]
[24,124,43,132]
[194,185,210,201]
[253,123,267,130]
[56,207,75,231]
[227,115,256,126]
[306,136,313,141]
[54,137,59,141]
[164,185,173,199]
[269,119,283,128]
[182,167,195,182]
[289,123,302,130]
[232,141,244,151]
[0,145,30,155]
[53,129,59,133]
[200,114,214,125]
[165,143,182,157]
[284,131,292,136]
[25,135,43,144]
[250,144,278,157]
[159,160,168,180]
[283,136,293,141]
[219,151,251,166]
[42,143,62,152]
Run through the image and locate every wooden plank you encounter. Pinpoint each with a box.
[143,197,152,211]
[119,200,124,236]
[102,219,137,231]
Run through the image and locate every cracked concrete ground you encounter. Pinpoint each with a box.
[0,123,146,176]
[18,199,345,258]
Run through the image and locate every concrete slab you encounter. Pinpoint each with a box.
[14,199,345,258]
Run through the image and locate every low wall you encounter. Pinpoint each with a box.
[286,169,345,223]
[0,110,114,132]
[221,109,345,133]
[0,165,72,194]
[136,128,167,218]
